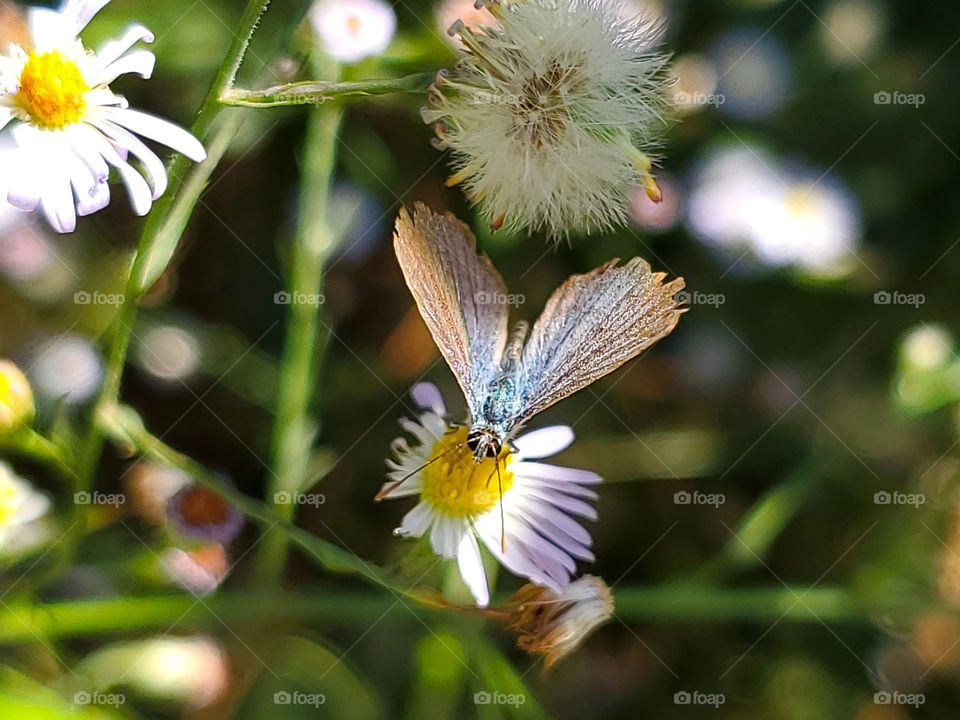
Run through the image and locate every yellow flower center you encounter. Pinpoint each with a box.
[17,50,90,129]
[421,427,513,517]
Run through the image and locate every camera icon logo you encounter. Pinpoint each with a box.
[674,491,691,505]
[74,291,91,305]
[874,91,892,105]
[874,491,891,505]
[74,491,91,505]
[474,691,492,705]
[674,691,692,705]
[874,691,892,704]
[73,691,91,705]
[274,691,292,705]
[274,291,291,305]
[675,290,691,305]
[874,291,891,305]
[274,491,292,504]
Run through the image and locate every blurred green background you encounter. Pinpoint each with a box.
[3,0,960,717]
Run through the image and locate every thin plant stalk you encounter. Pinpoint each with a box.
[254,58,346,587]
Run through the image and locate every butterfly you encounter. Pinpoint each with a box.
[390,202,686,467]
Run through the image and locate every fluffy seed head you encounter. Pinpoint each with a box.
[424,0,672,240]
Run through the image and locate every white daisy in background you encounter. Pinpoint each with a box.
[687,145,862,277]
[308,0,397,64]
[0,461,50,554]
[378,382,601,608]
[0,0,206,233]
[422,0,671,239]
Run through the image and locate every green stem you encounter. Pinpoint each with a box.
[253,62,346,587]
[73,0,272,525]
[613,584,924,623]
[0,592,417,644]
[0,584,922,644]
[219,73,435,107]
[0,429,72,475]
[96,403,403,593]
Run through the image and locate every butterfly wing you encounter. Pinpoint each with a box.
[514,258,685,426]
[393,202,509,420]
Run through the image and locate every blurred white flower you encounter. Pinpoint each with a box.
[308,0,397,63]
[136,324,201,383]
[161,544,228,596]
[0,461,49,553]
[424,0,671,239]
[821,0,884,64]
[0,0,206,233]
[29,333,103,404]
[107,636,230,709]
[687,146,861,277]
[379,383,600,608]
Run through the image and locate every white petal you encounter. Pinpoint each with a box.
[396,501,434,538]
[28,8,74,51]
[88,119,167,198]
[513,426,575,459]
[515,500,593,547]
[105,108,206,162]
[508,500,594,558]
[457,532,489,607]
[7,180,41,211]
[411,382,445,416]
[16,490,50,525]
[510,461,602,486]
[429,515,463,558]
[40,170,77,233]
[62,0,112,35]
[66,152,107,217]
[112,160,152,216]
[516,484,597,520]
[98,49,156,84]
[0,108,12,133]
[95,24,155,69]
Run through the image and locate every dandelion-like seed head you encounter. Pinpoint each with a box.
[508,574,614,668]
[421,427,513,517]
[424,0,671,239]
[16,50,90,128]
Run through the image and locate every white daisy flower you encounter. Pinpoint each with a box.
[0,0,207,233]
[308,0,397,64]
[378,382,601,608]
[0,461,50,553]
[422,0,671,239]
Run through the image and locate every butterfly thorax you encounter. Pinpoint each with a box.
[468,320,530,463]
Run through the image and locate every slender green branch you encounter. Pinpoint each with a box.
[0,584,923,645]
[219,73,435,107]
[0,429,72,475]
[253,60,346,587]
[96,403,407,595]
[613,584,926,623]
[72,0,273,551]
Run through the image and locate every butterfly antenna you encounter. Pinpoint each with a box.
[376,443,462,501]
[496,457,506,554]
